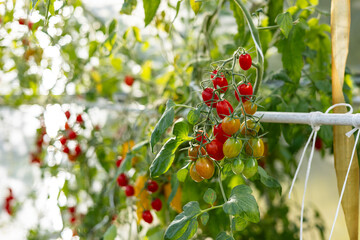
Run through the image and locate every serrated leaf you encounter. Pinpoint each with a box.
[164,201,201,240]
[203,188,217,205]
[108,19,117,34]
[132,26,142,42]
[216,232,235,240]
[232,216,248,232]
[200,212,209,225]
[173,119,190,140]
[258,167,282,195]
[120,0,137,15]
[275,12,293,38]
[144,0,161,26]
[223,185,260,223]
[177,168,188,182]
[187,108,200,125]
[190,0,202,15]
[104,225,117,240]
[150,100,175,151]
[150,137,184,177]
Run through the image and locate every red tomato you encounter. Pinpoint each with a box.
[212,70,228,93]
[202,88,219,108]
[18,18,26,25]
[60,136,67,145]
[117,173,128,187]
[239,53,252,70]
[195,130,208,144]
[125,185,135,196]
[65,111,71,119]
[116,157,123,167]
[151,198,162,211]
[68,206,76,214]
[147,180,159,193]
[206,139,224,161]
[142,210,153,223]
[74,144,81,156]
[27,21,33,30]
[125,75,134,86]
[221,117,240,135]
[216,100,233,119]
[68,130,77,140]
[213,123,230,143]
[63,146,70,154]
[76,114,83,124]
[235,82,253,102]
[315,137,322,150]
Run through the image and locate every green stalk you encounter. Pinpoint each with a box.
[232,0,264,95]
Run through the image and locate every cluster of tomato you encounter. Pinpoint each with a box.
[4,188,14,215]
[68,206,77,225]
[30,123,47,165]
[190,52,264,182]
[18,18,36,31]
[59,111,84,162]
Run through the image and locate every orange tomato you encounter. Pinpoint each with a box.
[221,117,240,135]
[188,145,206,161]
[240,119,260,136]
[245,138,264,158]
[241,101,257,115]
[190,162,204,182]
[195,157,215,179]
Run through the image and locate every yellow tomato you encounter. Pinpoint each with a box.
[241,101,257,115]
[221,116,240,135]
[240,119,260,136]
[245,138,265,158]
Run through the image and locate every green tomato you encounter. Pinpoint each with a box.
[223,138,242,158]
[242,157,258,179]
[231,157,244,175]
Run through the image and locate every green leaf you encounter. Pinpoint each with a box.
[229,0,245,41]
[104,225,117,240]
[190,0,202,15]
[173,119,190,140]
[200,212,209,225]
[258,167,282,195]
[132,26,142,42]
[110,57,122,71]
[223,185,260,223]
[203,188,217,205]
[268,0,283,25]
[120,0,137,15]
[275,12,293,38]
[232,216,248,232]
[216,232,235,240]
[89,41,98,58]
[31,0,39,9]
[187,108,200,125]
[108,19,117,34]
[276,23,306,83]
[150,100,175,151]
[177,168,188,182]
[144,0,161,26]
[164,201,201,240]
[115,152,133,176]
[150,137,183,178]
[131,140,149,152]
[172,0,183,23]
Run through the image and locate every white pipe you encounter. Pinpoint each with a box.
[254,111,360,126]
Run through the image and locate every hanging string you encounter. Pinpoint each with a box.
[328,113,360,240]
[288,103,353,240]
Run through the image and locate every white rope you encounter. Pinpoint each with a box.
[328,113,360,240]
[288,103,353,240]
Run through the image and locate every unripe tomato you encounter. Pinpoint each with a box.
[232,158,244,175]
[242,157,258,179]
[239,53,252,70]
[188,145,206,161]
[125,185,135,196]
[195,157,215,179]
[206,139,224,161]
[195,130,208,144]
[222,117,240,135]
[142,210,153,223]
[125,75,135,86]
[147,180,159,193]
[151,198,162,211]
[213,123,230,143]
[117,173,128,187]
[216,100,233,119]
[202,88,219,108]
[190,162,204,182]
[241,101,257,115]
[235,82,253,102]
[211,70,228,93]
[223,138,242,158]
[245,138,264,158]
[240,119,260,136]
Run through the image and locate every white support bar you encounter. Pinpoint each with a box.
[254,111,359,126]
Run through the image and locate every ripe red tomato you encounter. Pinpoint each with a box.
[202,88,219,108]
[116,157,123,167]
[235,82,253,102]
[195,157,215,179]
[223,138,242,158]
[65,111,71,119]
[206,139,224,161]
[125,75,134,86]
[18,18,26,25]
[76,114,83,124]
[151,198,162,211]
[70,216,76,224]
[241,101,257,115]
[147,180,159,193]
[142,210,153,223]
[68,130,77,140]
[212,71,228,93]
[117,173,128,187]
[239,53,252,70]
[65,122,70,130]
[315,137,322,150]
[190,162,204,182]
[213,123,230,143]
[74,144,81,156]
[195,130,208,144]
[222,117,240,135]
[63,146,70,154]
[27,21,33,30]
[125,185,135,196]
[68,206,76,214]
[188,145,206,161]
[216,100,233,119]
[60,136,67,145]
